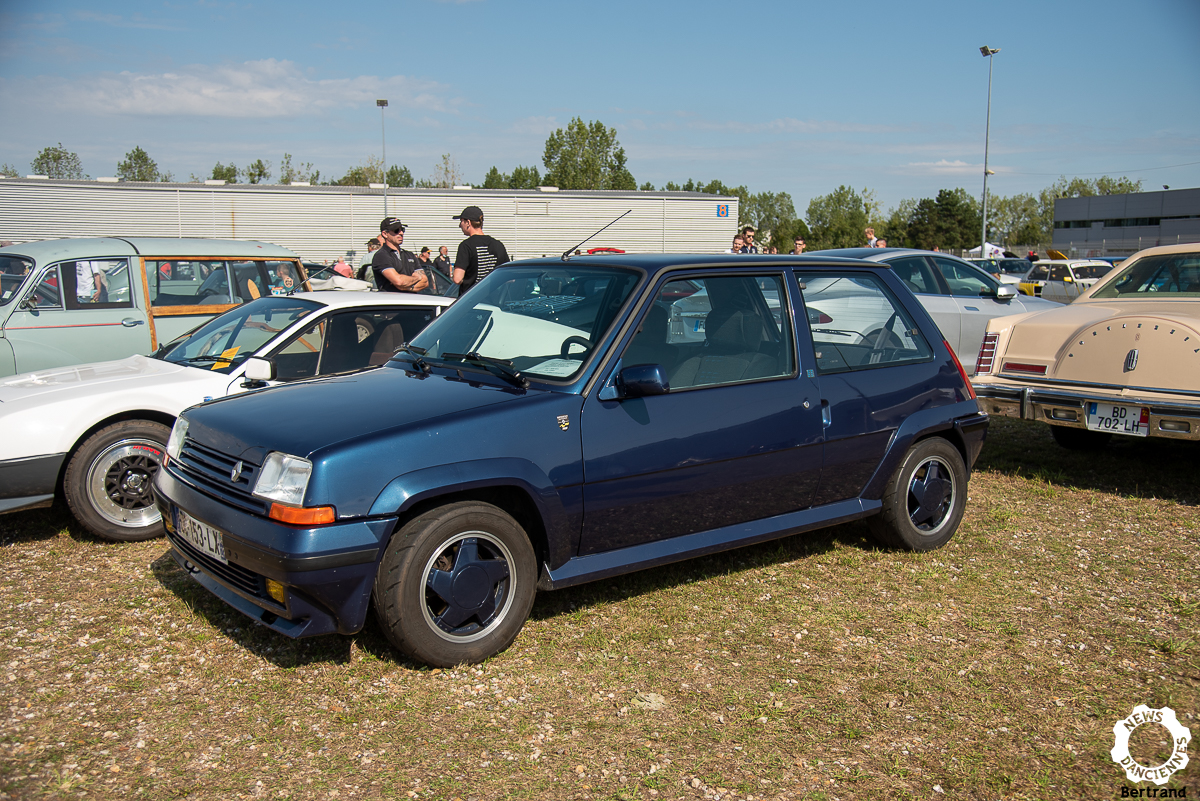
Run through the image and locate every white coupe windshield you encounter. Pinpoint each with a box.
[409,264,641,382]
[159,296,319,374]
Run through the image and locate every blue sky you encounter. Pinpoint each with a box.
[2,0,1198,216]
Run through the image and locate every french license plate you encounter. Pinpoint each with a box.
[174,508,228,564]
[1086,402,1149,437]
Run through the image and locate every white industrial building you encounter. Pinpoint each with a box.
[1053,186,1200,257]
[0,178,739,263]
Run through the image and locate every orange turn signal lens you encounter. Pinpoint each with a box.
[268,504,336,526]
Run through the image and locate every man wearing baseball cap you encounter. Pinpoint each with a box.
[371,217,428,293]
[452,205,509,295]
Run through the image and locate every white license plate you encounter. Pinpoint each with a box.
[1086,402,1149,437]
[174,508,228,564]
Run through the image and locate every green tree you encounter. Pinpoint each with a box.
[743,190,798,248]
[386,165,413,188]
[245,159,271,184]
[805,185,872,250]
[117,146,170,182]
[336,156,384,186]
[904,189,980,250]
[639,181,655,191]
[279,154,319,185]
[432,154,463,189]
[481,167,507,189]
[542,118,636,190]
[31,143,86,179]
[480,164,542,190]
[211,162,238,183]
[878,197,917,247]
[0,163,19,177]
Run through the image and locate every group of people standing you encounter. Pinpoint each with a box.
[352,205,510,298]
[727,225,807,255]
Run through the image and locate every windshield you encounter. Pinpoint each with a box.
[0,256,36,307]
[1072,263,1112,280]
[1091,253,1200,298]
[158,296,320,373]
[408,263,641,382]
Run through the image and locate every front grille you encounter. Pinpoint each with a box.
[168,529,280,607]
[173,438,267,515]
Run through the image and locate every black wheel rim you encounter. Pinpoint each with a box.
[905,456,955,533]
[421,532,515,643]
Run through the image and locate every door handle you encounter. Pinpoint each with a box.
[121,318,146,327]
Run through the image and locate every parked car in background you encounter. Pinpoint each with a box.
[1018,259,1113,303]
[818,248,1060,374]
[154,253,987,667]
[0,291,452,541]
[973,243,1200,449]
[0,238,308,377]
[968,257,1031,286]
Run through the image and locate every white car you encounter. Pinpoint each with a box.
[0,291,452,541]
[1018,259,1114,303]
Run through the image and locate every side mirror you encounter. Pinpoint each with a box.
[995,285,1018,301]
[19,294,37,310]
[241,356,275,388]
[617,364,670,398]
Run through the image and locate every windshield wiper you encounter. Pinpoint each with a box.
[172,355,239,366]
[393,344,431,374]
[441,351,529,389]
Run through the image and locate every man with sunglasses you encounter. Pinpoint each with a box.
[371,217,428,293]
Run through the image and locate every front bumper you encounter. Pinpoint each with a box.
[0,453,66,514]
[154,465,398,638]
[973,380,1200,441]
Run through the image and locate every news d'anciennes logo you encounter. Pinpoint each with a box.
[1111,705,1191,788]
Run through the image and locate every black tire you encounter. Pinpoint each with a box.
[868,437,967,551]
[373,502,537,667]
[1049,425,1111,451]
[63,420,170,542]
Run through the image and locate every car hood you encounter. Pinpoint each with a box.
[0,355,203,404]
[1002,300,1200,390]
[183,363,536,462]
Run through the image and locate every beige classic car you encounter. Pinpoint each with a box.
[973,243,1200,448]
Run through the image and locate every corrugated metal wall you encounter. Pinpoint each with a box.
[0,180,739,263]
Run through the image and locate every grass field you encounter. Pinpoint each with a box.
[1,417,1197,800]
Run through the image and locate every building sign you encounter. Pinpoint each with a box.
[717,204,729,218]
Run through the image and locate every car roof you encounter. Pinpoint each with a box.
[1032,259,1109,266]
[505,253,881,280]
[816,247,973,264]
[288,290,455,310]
[0,237,299,264]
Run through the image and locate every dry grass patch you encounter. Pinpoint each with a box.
[1,417,1197,800]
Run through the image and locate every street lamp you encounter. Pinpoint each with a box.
[377,99,389,215]
[979,46,999,254]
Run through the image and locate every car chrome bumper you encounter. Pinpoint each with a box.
[973,381,1200,441]
[0,453,66,514]
[153,465,397,638]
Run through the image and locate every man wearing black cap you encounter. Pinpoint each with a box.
[452,205,509,295]
[371,217,428,293]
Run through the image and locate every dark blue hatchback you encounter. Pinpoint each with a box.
[154,254,987,667]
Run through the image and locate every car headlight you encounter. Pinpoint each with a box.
[166,417,189,462]
[252,452,312,506]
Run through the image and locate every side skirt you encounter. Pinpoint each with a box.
[539,498,879,590]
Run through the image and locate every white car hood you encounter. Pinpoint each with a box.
[0,355,214,404]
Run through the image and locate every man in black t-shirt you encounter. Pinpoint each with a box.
[452,205,509,295]
[371,217,428,293]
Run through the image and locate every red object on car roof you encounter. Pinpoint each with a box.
[586,247,625,255]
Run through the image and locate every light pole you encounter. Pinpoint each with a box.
[979,46,999,254]
[377,99,389,215]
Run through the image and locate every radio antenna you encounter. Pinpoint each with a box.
[561,210,632,261]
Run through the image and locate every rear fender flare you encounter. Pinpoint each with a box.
[860,400,982,500]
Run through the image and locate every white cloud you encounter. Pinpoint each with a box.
[901,159,981,175]
[0,59,461,119]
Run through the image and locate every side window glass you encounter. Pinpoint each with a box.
[798,272,933,374]
[265,261,300,296]
[1029,265,1049,281]
[1049,264,1069,282]
[152,260,229,306]
[886,256,937,295]
[31,266,62,309]
[63,260,133,310]
[629,274,794,391]
[932,257,992,297]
